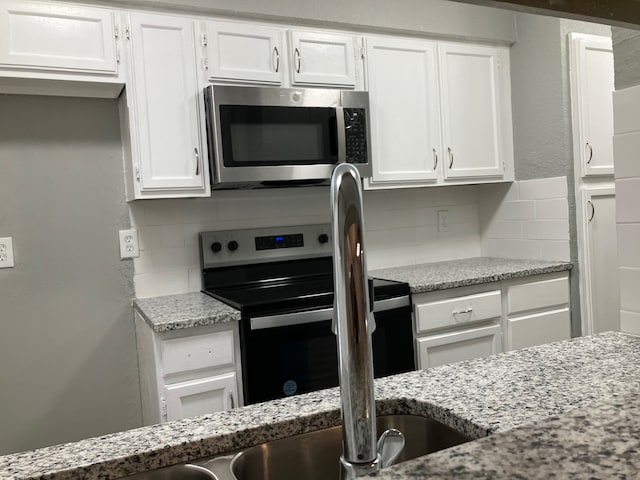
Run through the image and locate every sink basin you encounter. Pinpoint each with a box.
[122,414,472,480]
[229,414,472,480]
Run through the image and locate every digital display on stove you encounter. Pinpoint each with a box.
[255,233,304,250]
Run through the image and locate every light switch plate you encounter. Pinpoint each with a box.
[437,210,449,232]
[0,237,15,268]
[119,230,140,259]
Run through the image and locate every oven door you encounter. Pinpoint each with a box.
[241,308,338,405]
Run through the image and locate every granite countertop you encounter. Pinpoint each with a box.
[371,256,572,294]
[2,332,639,480]
[133,292,240,333]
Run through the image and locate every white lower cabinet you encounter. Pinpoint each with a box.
[417,324,502,369]
[507,309,571,351]
[135,312,242,425]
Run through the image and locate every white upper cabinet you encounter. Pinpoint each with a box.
[439,42,510,180]
[569,33,615,177]
[0,0,117,74]
[124,12,209,199]
[289,30,357,87]
[365,36,440,184]
[205,20,284,84]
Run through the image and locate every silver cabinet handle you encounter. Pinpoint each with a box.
[588,200,595,222]
[432,148,438,170]
[448,147,454,168]
[228,391,236,409]
[586,142,593,164]
[273,46,280,72]
[294,47,301,73]
[194,147,200,176]
[452,307,473,315]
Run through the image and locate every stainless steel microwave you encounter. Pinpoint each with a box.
[203,85,372,189]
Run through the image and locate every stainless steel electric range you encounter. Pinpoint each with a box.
[199,224,415,405]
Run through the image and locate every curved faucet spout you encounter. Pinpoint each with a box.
[330,163,379,479]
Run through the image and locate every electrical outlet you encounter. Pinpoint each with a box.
[437,210,449,232]
[0,237,15,268]
[119,229,140,259]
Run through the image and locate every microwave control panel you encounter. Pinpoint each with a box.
[344,108,368,164]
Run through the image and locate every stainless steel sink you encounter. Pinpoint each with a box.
[122,414,473,480]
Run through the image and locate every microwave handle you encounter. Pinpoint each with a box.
[336,106,346,164]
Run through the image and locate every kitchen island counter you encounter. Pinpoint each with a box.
[1,332,638,479]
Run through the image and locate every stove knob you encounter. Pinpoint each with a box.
[211,242,222,253]
[228,240,239,252]
[318,234,329,244]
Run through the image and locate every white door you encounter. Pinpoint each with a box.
[365,36,440,184]
[164,372,238,422]
[0,1,117,73]
[581,187,620,334]
[569,34,615,177]
[127,13,207,195]
[416,324,502,369]
[289,30,356,87]
[439,43,505,179]
[206,20,283,84]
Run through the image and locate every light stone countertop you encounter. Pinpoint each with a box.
[1,332,639,480]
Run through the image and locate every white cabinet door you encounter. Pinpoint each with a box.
[570,34,614,177]
[507,308,571,351]
[206,20,283,84]
[0,0,117,74]
[416,324,502,369]
[365,36,440,184]
[126,13,208,197]
[439,43,507,179]
[164,372,238,422]
[581,187,620,334]
[289,30,356,87]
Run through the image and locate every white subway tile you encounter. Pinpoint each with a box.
[620,310,640,335]
[366,228,416,248]
[279,191,330,217]
[133,247,199,274]
[188,267,203,292]
[613,131,640,180]
[134,270,190,298]
[480,238,498,257]
[217,195,280,221]
[128,202,146,227]
[138,225,185,251]
[144,199,201,226]
[522,220,569,240]
[538,240,570,261]
[484,220,523,239]
[415,207,439,227]
[495,201,535,221]
[617,224,640,268]
[367,245,417,270]
[518,177,567,200]
[414,188,438,207]
[616,178,640,223]
[613,85,640,135]
[435,185,478,206]
[365,208,416,230]
[384,189,418,210]
[493,239,540,260]
[620,267,640,313]
[535,198,569,220]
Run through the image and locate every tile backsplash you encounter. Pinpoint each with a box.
[129,185,481,298]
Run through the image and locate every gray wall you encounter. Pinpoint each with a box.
[0,95,141,454]
[612,26,640,90]
[510,13,610,336]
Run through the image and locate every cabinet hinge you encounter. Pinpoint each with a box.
[114,25,119,40]
[160,397,168,421]
[203,57,209,70]
[125,24,131,40]
[135,165,141,181]
[201,33,208,47]
[497,59,501,69]
[116,48,120,64]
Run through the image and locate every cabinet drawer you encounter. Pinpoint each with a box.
[161,330,234,376]
[415,290,502,333]
[507,275,569,315]
[507,308,571,351]
[416,324,502,369]
[164,372,238,421]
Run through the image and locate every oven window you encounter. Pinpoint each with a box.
[219,105,338,166]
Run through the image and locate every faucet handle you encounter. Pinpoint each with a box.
[377,428,405,469]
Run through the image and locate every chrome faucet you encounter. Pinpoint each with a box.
[330,163,405,479]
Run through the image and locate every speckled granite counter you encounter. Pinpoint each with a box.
[371,257,572,294]
[133,292,240,333]
[1,332,639,480]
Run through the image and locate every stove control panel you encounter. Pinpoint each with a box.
[200,224,332,268]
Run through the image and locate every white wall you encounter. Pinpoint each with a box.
[612,85,640,335]
[130,186,481,298]
[479,177,571,261]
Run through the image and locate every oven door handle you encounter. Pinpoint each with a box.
[249,296,410,330]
